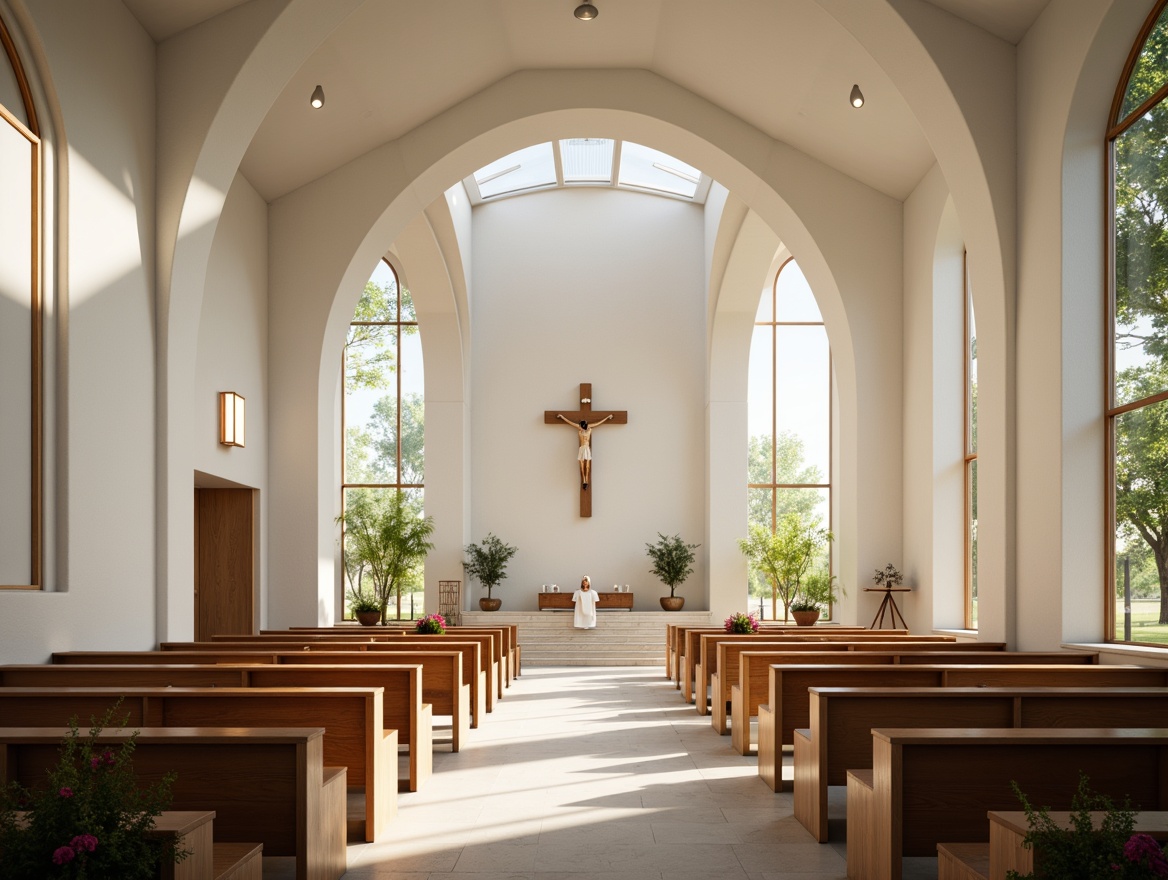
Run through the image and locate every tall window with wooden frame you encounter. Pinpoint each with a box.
[1109,0,1168,646]
[747,258,834,620]
[340,259,425,620]
[0,12,42,591]
[964,255,978,629]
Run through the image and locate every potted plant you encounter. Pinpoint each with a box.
[0,709,188,879]
[349,591,382,626]
[646,533,699,611]
[738,511,833,623]
[464,534,517,611]
[337,490,436,625]
[724,611,760,633]
[414,613,446,634]
[790,569,844,626]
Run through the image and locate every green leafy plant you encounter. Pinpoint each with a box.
[645,533,699,598]
[338,491,435,624]
[724,611,760,633]
[0,707,188,879]
[1006,773,1165,879]
[738,512,833,622]
[872,563,903,588]
[796,569,844,611]
[348,591,380,614]
[463,534,518,599]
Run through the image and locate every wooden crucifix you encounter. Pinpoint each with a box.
[543,383,627,517]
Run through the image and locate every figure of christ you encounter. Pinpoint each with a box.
[556,413,613,489]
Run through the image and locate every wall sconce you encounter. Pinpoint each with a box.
[219,391,246,447]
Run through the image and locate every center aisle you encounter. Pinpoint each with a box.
[343,666,848,879]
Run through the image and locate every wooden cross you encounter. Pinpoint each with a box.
[543,383,627,517]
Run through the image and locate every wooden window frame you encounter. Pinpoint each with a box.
[0,11,42,591]
[1105,0,1168,647]
[964,252,977,629]
[747,257,835,617]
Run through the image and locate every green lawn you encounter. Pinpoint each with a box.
[1115,598,1168,645]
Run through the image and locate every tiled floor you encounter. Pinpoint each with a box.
[340,666,865,880]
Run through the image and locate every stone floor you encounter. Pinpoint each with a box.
[334,664,934,880]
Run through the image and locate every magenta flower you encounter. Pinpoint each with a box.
[70,833,98,853]
[1125,833,1168,876]
[90,755,101,769]
[58,786,73,798]
[52,846,76,865]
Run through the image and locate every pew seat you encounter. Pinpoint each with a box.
[0,727,346,880]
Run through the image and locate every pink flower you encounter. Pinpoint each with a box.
[58,786,73,798]
[52,846,75,865]
[1125,834,1168,876]
[70,834,98,853]
[90,755,101,769]
[103,749,115,765]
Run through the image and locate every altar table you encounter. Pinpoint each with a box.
[538,592,633,610]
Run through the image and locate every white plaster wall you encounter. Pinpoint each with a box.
[194,171,268,624]
[0,0,157,661]
[469,187,707,610]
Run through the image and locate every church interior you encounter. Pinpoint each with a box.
[6,0,1168,877]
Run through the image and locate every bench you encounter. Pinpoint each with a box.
[151,811,263,880]
[72,642,484,730]
[0,662,437,790]
[757,662,1168,791]
[0,686,396,842]
[848,728,1168,880]
[680,628,922,702]
[168,637,496,715]
[0,726,346,880]
[731,649,1094,754]
[794,685,1168,842]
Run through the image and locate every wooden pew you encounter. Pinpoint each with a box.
[848,728,1168,880]
[0,726,346,880]
[152,811,263,880]
[173,637,498,713]
[681,628,923,703]
[756,662,1168,791]
[82,640,481,729]
[794,685,1168,843]
[702,637,1007,720]
[52,648,476,739]
[0,687,395,842]
[0,662,436,790]
[730,649,1095,754]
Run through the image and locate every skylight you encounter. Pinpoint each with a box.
[465,139,709,204]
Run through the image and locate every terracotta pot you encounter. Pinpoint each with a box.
[355,610,381,626]
[791,609,820,626]
[479,597,502,612]
[660,596,685,611]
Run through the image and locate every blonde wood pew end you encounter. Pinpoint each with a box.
[936,842,990,880]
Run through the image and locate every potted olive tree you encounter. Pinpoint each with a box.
[646,533,699,611]
[788,568,843,625]
[338,490,435,625]
[464,533,518,611]
[738,511,833,623]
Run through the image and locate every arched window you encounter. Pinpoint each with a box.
[340,259,425,619]
[964,254,978,629]
[747,258,833,620]
[1109,0,1168,646]
[0,11,41,590]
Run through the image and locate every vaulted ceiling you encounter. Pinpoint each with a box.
[123,0,1052,202]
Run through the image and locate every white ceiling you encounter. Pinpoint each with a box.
[122,0,1054,202]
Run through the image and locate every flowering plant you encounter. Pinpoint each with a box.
[872,563,903,588]
[724,611,760,634]
[0,708,187,879]
[1007,773,1168,879]
[415,613,447,634]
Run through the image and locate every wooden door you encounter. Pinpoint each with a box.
[194,487,255,640]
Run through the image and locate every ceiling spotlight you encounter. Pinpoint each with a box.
[310,84,325,109]
[850,84,864,109]
[574,3,598,21]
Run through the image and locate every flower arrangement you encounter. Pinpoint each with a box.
[872,563,903,589]
[1007,773,1168,879]
[414,613,446,634]
[0,709,187,879]
[724,611,760,634]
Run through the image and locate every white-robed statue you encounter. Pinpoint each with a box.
[572,576,600,629]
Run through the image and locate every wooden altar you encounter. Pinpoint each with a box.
[538,591,634,611]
